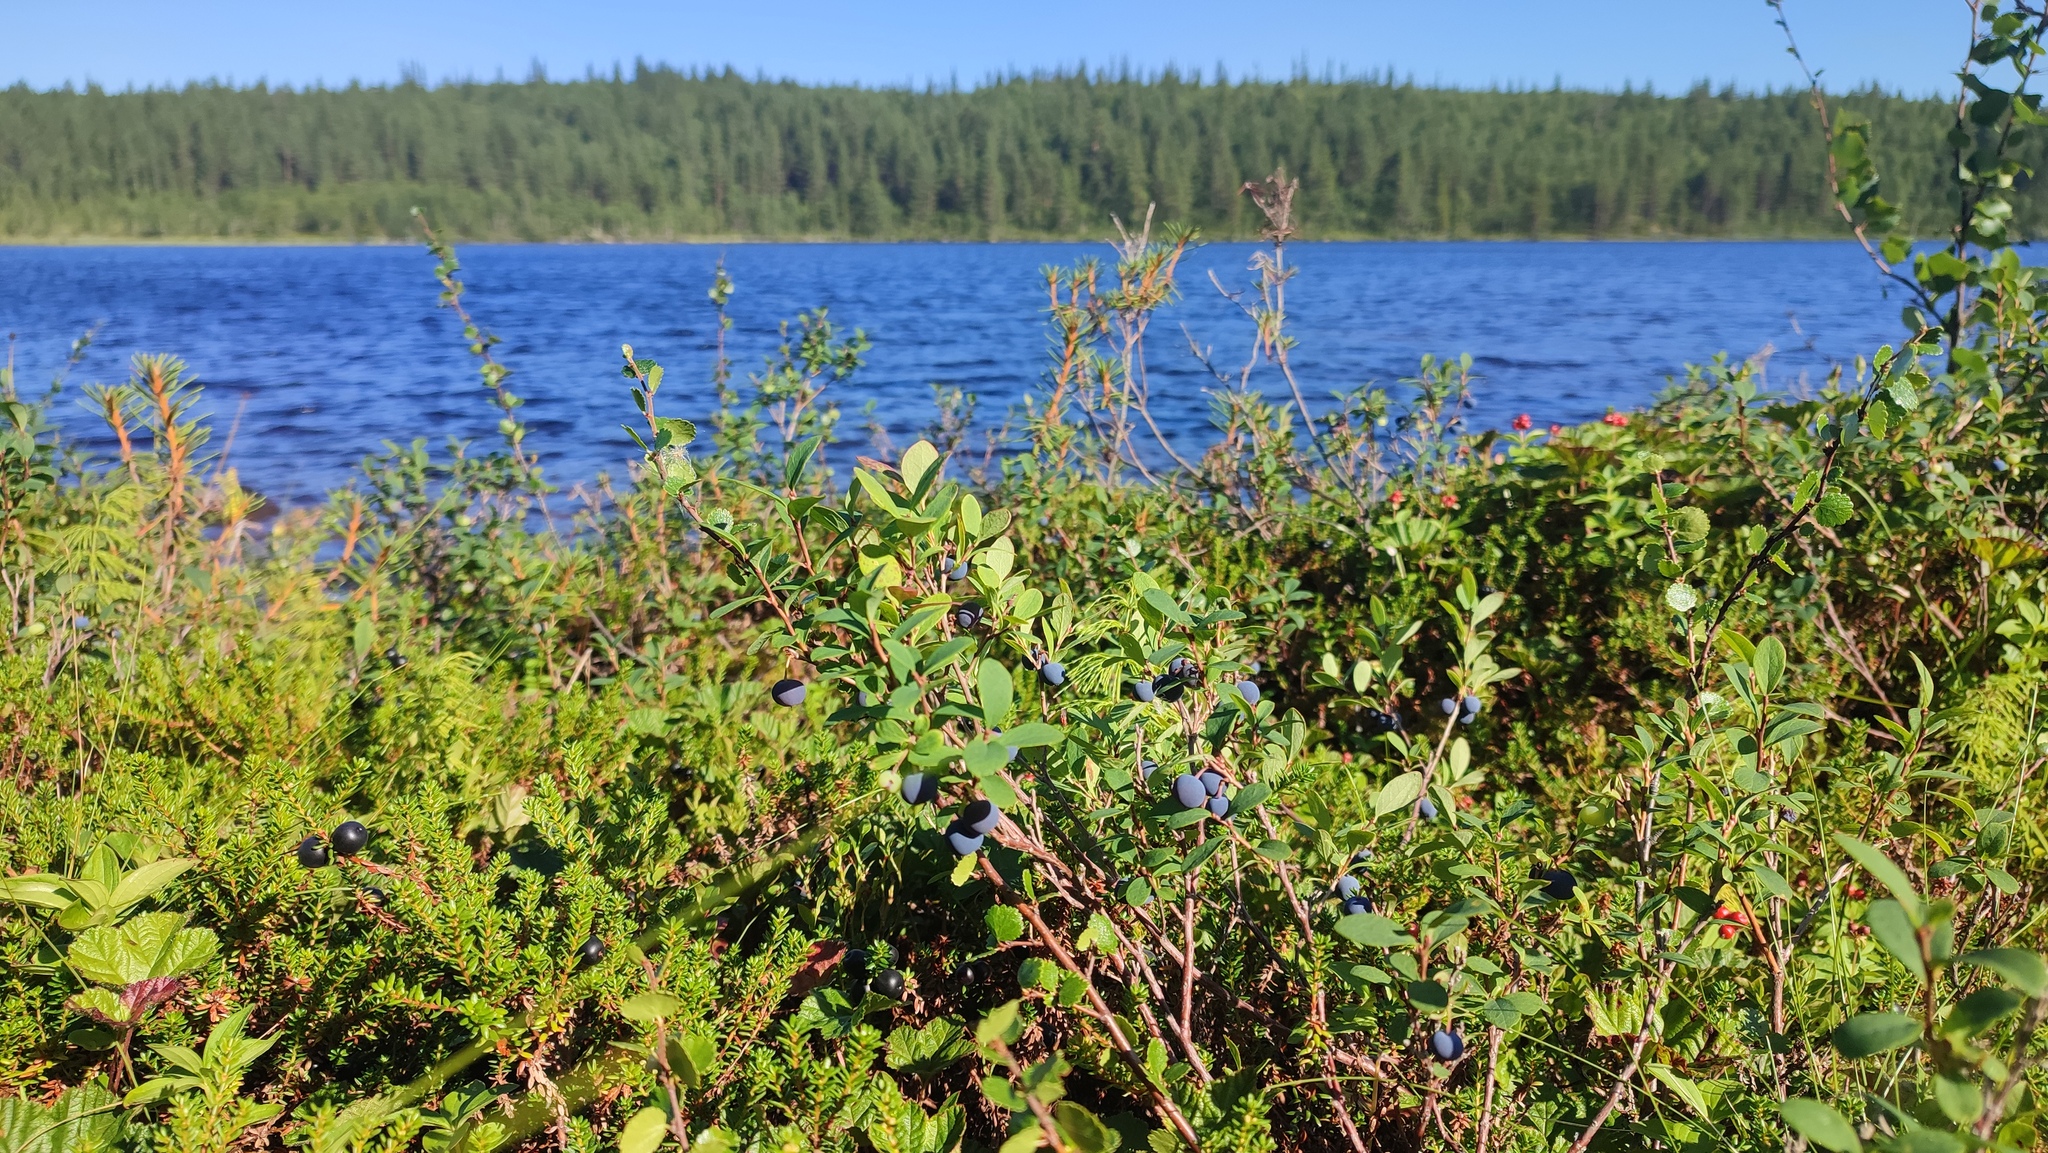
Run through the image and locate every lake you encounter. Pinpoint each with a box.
[0,241,1910,503]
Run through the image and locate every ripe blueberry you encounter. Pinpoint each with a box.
[954,604,983,630]
[1039,661,1066,687]
[1208,794,1231,819]
[900,773,939,805]
[960,799,1001,835]
[1462,694,1482,716]
[1340,896,1374,917]
[1335,875,1362,900]
[940,556,970,582]
[1418,797,1438,821]
[1540,868,1576,900]
[1139,758,1160,780]
[1459,712,1476,726]
[1439,698,1457,716]
[857,690,876,707]
[1167,657,1196,677]
[1199,771,1223,797]
[1351,848,1375,864]
[331,820,370,856]
[1236,680,1260,705]
[1156,675,1188,703]
[870,969,905,999]
[578,935,606,967]
[296,835,330,869]
[1430,1029,1464,1061]
[1131,679,1156,703]
[771,678,807,707]
[947,828,985,856]
[1172,774,1207,810]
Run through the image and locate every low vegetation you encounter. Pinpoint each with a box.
[2,7,2047,1152]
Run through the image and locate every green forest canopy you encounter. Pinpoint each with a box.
[0,67,2025,242]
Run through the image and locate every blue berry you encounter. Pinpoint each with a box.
[1335,875,1361,899]
[1340,896,1374,916]
[1418,798,1439,821]
[771,679,807,707]
[1208,794,1231,819]
[1039,662,1066,687]
[1462,694,1482,716]
[1131,679,1156,703]
[1430,1029,1464,1061]
[1199,771,1223,797]
[1440,698,1458,716]
[1236,680,1260,705]
[961,799,1001,835]
[900,773,938,805]
[947,828,985,856]
[1172,774,1207,810]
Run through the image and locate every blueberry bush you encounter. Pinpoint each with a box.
[3,7,2048,1151]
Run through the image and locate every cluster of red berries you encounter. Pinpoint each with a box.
[1712,903,1751,939]
[1602,412,1630,427]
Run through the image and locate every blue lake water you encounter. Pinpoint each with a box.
[0,241,1911,503]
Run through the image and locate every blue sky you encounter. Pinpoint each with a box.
[0,0,1970,95]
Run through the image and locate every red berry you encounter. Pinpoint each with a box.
[1720,925,1738,939]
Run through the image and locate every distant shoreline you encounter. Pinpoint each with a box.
[0,233,1860,248]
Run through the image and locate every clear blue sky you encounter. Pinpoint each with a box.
[0,0,1972,96]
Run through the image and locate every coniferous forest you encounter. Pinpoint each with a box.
[0,67,2029,241]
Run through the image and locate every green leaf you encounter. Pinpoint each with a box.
[1054,1102,1115,1153]
[619,1106,671,1153]
[1646,1064,1711,1118]
[1781,1098,1862,1152]
[1864,899,1927,983]
[1253,839,1291,862]
[977,1000,1024,1047]
[1405,980,1449,1012]
[105,858,195,914]
[899,439,941,492]
[986,905,1026,944]
[675,1034,717,1088]
[1832,1011,1920,1059]
[1752,637,1787,694]
[979,659,1014,727]
[1232,781,1273,811]
[1958,948,2048,997]
[1835,835,1922,918]
[1141,588,1193,628]
[1372,771,1423,817]
[1943,987,2022,1039]
[1664,582,1699,614]
[67,912,216,986]
[999,722,1064,748]
[620,993,683,1023]
[1334,914,1414,948]
[1813,491,1855,528]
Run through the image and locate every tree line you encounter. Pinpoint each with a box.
[0,67,2026,241]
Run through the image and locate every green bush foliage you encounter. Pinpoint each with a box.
[2,9,2047,1152]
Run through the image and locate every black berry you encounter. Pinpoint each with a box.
[296,835,330,869]
[331,820,370,856]
[578,935,607,967]
[869,969,905,999]
[1540,868,1576,900]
